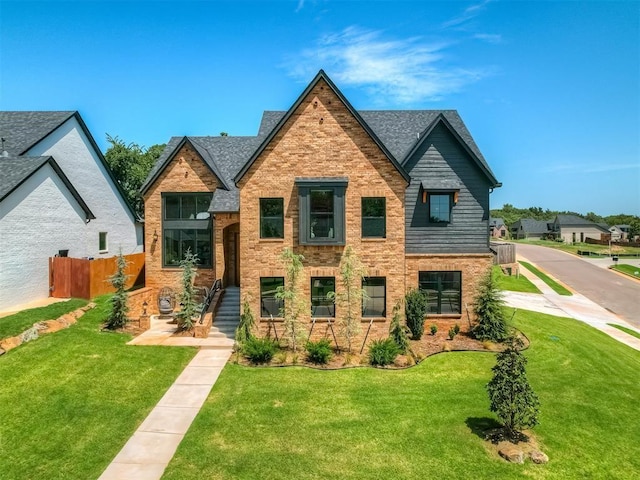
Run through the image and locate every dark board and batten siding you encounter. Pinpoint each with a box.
[404,123,492,254]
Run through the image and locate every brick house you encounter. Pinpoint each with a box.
[140,70,500,338]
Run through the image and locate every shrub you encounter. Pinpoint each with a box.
[368,338,400,366]
[448,327,457,340]
[471,271,508,342]
[405,289,428,340]
[487,336,540,440]
[243,337,278,364]
[235,296,255,347]
[430,324,438,335]
[105,251,129,330]
[453,323,460,335]
[305,339,333,364]
[176,249,201,331]
[389,301,410,354]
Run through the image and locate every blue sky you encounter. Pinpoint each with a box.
[1,0,638,216]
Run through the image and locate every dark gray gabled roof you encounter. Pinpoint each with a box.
[255,109,498,187]
[490,217,505,228]
[553,215,609,231]
[234,70,411,185]
[140,135,260,212]
[0,155,95,219]
[514,218,552,234]
[0,111,75,155]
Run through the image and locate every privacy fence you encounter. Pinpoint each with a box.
[49,253,145,299]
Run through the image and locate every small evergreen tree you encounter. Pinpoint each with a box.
[176,248,200,331]
[389,300,410,354]
[328,246,367,352]
[275,248,307,352]
[471,270,508,342]
[235,295,256,347]
[487,336,540,440]
[105,251,129,329]
[405,288,428,340]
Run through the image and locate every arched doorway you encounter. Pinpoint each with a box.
[223,223,240,287]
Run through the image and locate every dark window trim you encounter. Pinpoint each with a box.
[260,277,284,318]
[362,276,386,317]
[361,197,386,238]
[259,197,285,239]
[296,178,348,245]
[311,276,336,318]
[427,192,453,224]
[418,271,462,314]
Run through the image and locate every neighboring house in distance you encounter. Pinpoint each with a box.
[141,70,500,338]
[549,214,609,243]
[489,217,508,238]
[510,218,551,240]
[609,224,631,242]
[0,111,142,311]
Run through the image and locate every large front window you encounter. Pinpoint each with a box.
[296,179,347,245]
[419,271,461,314]
[311,277,335,317]
[162,193,212,267]
[362,197,386,238]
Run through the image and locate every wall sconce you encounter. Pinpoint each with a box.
[152,230,158,242]
[142,300,148,316]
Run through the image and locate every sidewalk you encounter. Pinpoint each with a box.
[98,347,232,480]
[503,256,640,352]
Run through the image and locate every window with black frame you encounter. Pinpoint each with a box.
[418,271,461,314]
[429,194,451,223]
[260,277,284,317]
[362,197,386,238]
[311,277,335,317]
[296,179,347,245]
[260,198,284,238]
[162,193,212,267]
[362,277,386,317]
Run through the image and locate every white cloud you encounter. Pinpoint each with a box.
[442,0,493,29]
[283,27,490,104]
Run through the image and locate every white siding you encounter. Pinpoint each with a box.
[27,116,143,257]
[0,164,89,310]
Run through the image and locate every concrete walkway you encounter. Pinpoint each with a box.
[98,316,234,480]
[503,256,640,352]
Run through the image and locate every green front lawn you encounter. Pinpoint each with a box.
[493,265,541,294]
[0,298,88,339]
[163,309,640,479]
[611,263,640,279]
[513,239,640,257]
[0,295,196,480]
[520,261,572,296]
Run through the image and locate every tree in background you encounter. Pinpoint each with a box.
[104,135,165,218]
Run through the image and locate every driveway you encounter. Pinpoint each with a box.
[515,243,640,328]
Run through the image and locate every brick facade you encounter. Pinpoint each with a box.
[143,143,219,294]
[237,79,407,337]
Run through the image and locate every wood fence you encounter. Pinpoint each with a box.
[490,242,516,265]
[49,253,145,299]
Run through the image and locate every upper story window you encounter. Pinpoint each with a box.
[162,193,212,267]
[98,232,108,253]
[362,197,386,238]
[428,194,452,223]
[260,198,284,238]
[296,178,347,245]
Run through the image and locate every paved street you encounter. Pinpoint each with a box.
[515,243,640,328]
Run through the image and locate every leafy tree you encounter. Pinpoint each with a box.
[328,246,367,352]
[176,248,200,331]
[104,135,165,218]
[471,271,508,342]
[487,336,540,440]
[405,288,428,340]
[389,300,410,354]
[105,251,129,329]
[275,248,307,352]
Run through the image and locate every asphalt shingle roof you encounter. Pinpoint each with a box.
[0,111,75,155]
[515,218,552,234]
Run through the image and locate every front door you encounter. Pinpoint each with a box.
[223,223,240,287]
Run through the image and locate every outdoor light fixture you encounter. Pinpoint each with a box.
[152,230,158,242]
[142,301,148,315]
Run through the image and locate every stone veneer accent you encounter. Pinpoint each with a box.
[143,143,219,293]
[237,78,407,338]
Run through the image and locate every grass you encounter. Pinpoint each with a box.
[608,323,640,340]
[512,238,640,257]
[0,299,89,340]
[492,265,541,294]
[163,309,640,480]
[520,261,572,296]
[611,263,640,278]
[0,295,197,480]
